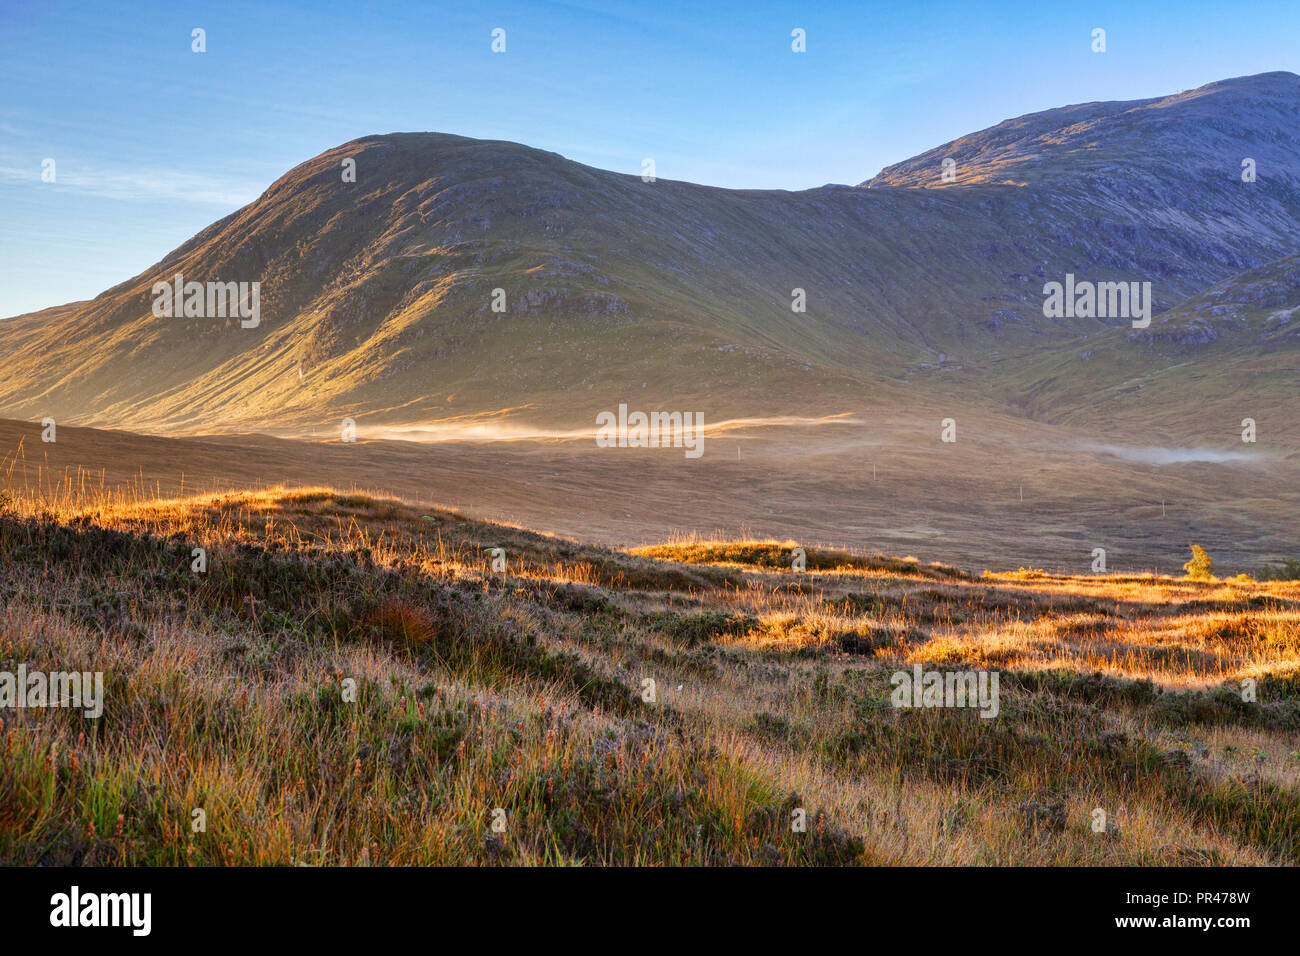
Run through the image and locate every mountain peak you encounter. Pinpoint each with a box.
[863,71,1300,189]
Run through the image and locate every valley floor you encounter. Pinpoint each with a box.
[1,416,1297,575]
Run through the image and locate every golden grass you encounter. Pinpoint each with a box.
[1,478,1298,865]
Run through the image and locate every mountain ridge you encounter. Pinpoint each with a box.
[2,72,1299,437]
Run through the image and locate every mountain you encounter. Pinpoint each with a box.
[868,72,1300,191]
[2,72,1299,436]
[1133,250,1300,349]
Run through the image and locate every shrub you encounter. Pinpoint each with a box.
[1259,558,1300,582]
[1183,544,1213,580]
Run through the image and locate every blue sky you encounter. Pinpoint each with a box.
[2,0,1297,317]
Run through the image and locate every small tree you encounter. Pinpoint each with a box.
[1183,544,1213,580]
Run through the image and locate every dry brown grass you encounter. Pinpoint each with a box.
[1,479,1298,865]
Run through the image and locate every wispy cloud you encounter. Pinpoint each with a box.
[0,161,262,206]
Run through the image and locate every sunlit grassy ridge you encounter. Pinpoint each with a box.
[2,486,1299,865]
[630,538,967,578]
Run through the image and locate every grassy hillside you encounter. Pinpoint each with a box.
[3,76,1300,437]
[2,486,1298,865]
[986,248,1300,445]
